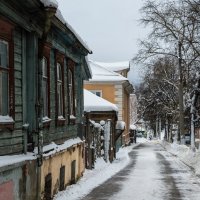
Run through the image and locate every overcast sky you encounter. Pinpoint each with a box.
[57,0,148,84]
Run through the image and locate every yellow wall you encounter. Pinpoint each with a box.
[85,82,131,145]
[84,84,115,103]
[41,143,85,199]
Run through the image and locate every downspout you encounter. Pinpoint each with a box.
[37,6,57,200]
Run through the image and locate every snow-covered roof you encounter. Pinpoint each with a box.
[40,0,58,8]
[39,1,92,53]
[84,89,118,112]
[94,61,130,72]
[88,61,128,82]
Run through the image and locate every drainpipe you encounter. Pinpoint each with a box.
[37,6,57,200]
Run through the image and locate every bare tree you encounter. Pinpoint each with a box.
[134,0,200,143]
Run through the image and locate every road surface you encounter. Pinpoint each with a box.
[82,142,200,200]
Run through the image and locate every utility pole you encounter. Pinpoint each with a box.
[178,40,185,142]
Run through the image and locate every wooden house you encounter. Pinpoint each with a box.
[0,0,91,199]
[84,61,134,150]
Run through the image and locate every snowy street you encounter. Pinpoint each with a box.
[81,142,200,200]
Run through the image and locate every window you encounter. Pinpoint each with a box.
[57,63,63,117]
[0,40,9,116]
[90,90,102,97]
[68,69,74,116]
[42,57,48,117]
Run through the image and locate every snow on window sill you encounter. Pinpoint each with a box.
[0,115,15,130]
[69,115,76,125]
[43,116,52,128]
[57,115,66,126]
[43,116,52,123]
[70,115,76,120]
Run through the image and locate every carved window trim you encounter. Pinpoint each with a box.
[0,18,14,130]
[67,59,76,125]
[55,51,65,126]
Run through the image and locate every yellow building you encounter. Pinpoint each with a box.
[84,61,134,147]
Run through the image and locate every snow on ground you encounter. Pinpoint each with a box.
[54,139,147,200]
[161,140,200,175]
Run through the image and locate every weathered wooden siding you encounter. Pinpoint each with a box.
[42,45,78,145]
[0,27,24,155]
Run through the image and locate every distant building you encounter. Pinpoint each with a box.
[84,60,134,148]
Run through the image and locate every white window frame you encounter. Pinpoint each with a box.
[42,57,48,117]
[57,63,63,117]
[89,90,102,97]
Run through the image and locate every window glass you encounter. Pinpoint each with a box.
[0,40,8,115]
[57,63,62,81]
[42,57,48,117]
[90,90,102,97]
[0,40,8,68]
[57,63,63,116]
[68,69,74,115]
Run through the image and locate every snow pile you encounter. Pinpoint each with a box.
[137,137,148,143]
[161,141,200,175]
[130,124,136,130]
[54,144,138,200]
[116,121,126,130]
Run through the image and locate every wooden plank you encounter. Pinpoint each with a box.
[0,136,23,147]
[15,70,22,79]
[14,62,22,71]
[14,45,22,54]
[0,144,23,155]
[14,53,22,63]
[0,130,22,138]
[15,105,22,113]
[15,112,23,121]
[15,86,22,95]
[14,121,23,129]
[15,78,22,87]
[15,94,22,105]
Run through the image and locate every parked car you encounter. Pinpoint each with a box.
[136,132,143,138]
[185,134,191,144]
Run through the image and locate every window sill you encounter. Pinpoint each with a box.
[0,116,15,131]
[0,122,14,131]
[57,116,66,126]
[43,117,52,129]
[69,115,76,125]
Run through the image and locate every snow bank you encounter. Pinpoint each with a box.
[130,124,136,130]
[161,141,200,175]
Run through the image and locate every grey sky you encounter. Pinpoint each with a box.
[57,0,148,84]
